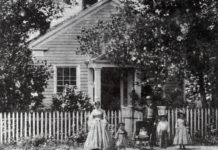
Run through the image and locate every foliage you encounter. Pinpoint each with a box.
[193,123,218,145]
[0,0,77,111]
[69,124,88,144]
[16,135,47,149]
[78,0,218,107]
[51,86,92,111]
[0,0,77,36]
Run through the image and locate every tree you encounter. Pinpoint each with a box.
[0,0,76,111]
[78,0,218,107]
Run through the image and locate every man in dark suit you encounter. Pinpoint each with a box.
[135,95,158,148]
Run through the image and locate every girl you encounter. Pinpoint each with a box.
[84,101,113,150]
[157,115,169,149]
[173,111,190,149]
[115,123,128,150]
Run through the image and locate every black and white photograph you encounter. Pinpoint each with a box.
[0,0,218,149]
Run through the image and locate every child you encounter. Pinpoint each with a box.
[173,111,190,149]
[157,115,169,149]
[115,123,128,150]
[138,126,149,146]
[139,127,149,139]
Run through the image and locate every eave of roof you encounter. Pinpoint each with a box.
[29,0,121,49]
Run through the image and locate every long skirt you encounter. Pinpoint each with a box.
[84,120,113,150]
[173,126,190,145]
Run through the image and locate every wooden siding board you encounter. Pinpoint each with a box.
[32,2,117,107]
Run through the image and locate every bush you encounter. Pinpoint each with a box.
[69,124,88,145]
[51,86,92,111]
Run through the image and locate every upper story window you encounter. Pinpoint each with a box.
[56,67,77,93]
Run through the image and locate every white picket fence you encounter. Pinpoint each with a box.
[166,108,218,140]
[0,111,121,144]
[0,108,217,144]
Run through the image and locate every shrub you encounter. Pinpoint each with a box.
[51,86,92,111]
[68,124,88,146]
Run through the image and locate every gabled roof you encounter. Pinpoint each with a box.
[29,0,121,49]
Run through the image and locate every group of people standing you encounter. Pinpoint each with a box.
[84,96,191,150]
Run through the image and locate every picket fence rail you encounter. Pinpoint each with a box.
[0,108,217,144]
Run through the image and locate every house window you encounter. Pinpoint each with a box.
[56,67,77,93]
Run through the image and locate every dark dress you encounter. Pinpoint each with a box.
[135,104,158,146]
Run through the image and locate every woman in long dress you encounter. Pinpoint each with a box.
[173,111,190,149]
[84,101,113,150]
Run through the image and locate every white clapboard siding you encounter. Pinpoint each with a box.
[0,109,217,144]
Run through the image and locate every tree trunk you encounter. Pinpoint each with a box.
[212,56,218,107]
[198,73,207,107]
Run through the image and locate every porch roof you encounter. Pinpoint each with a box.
[86,54,135,68]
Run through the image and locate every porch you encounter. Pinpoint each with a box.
[86,57,142,134]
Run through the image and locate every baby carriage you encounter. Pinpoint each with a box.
[133,121,152,149]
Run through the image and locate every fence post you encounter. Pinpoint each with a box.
[216,108,218,131]
[36,112,39,136]
[167,109,171,140]
[57,111,59,141]
[16,112,19,142]
[0,113,2,144]
[205,108,208,135]
[114,111,117,132]
[72,111,75,134]
[29,112,32,138]
[40,112,44,137]
[45,112,47,138]
[76,111,79,133]
[33,112,35,137]
[68,112,71,137]
[24,112,27,138]
[194,109,196,134]
[49,112,52,138]
[60,111,63,142]
[8,112,11,143]
[171,109,175,137]
[53,112,55,138]
[65,112,67,140]
[201,109,204,136]
[20,112,23,141]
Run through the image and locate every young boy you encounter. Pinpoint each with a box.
[157,115,169,149]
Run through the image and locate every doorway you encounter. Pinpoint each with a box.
[101,68,121,110]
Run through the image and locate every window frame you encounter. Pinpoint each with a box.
[53,64,80,94]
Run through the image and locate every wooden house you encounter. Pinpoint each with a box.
[29,0,141,111]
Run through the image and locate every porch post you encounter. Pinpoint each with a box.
[88,68,94,102]
[134,69,141,99]
[94,67,102,102]
[120,75,124,107]
[127,70,134,105]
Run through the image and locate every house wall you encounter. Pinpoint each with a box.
[32,2,118,108]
